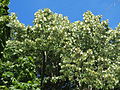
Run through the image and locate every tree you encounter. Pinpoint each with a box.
[0,8,120,89]
[0,0,10,58]
[59,11,120,89]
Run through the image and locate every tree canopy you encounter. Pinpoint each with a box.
[0,1,120,89]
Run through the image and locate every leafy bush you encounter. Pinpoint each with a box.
[0,56,40,89]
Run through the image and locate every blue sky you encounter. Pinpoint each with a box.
[9,0,120,29]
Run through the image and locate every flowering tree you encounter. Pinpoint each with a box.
[0,8,120,89]
[59,11,120,89]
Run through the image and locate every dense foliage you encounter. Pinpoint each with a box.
[0,1,120,89]
[0,0,10,58]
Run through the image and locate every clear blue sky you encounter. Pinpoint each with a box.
[9,0,120,29]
